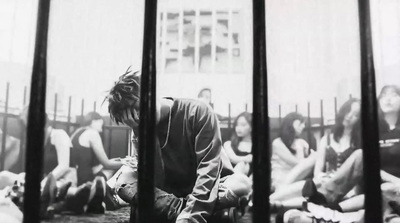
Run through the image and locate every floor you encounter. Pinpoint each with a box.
[41,206,276,223]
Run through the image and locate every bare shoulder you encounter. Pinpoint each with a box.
[51,129,72,146]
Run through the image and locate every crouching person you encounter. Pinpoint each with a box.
[104,69,251,223]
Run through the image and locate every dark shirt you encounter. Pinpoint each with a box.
[70,128,100,185]
[325,133,358,173]
[154,98,231,222]
[380,128,400,178]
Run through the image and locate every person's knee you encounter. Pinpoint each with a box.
[225,173,251,197]
[352,150,363,164]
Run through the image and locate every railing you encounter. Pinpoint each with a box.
[18,0,383,222]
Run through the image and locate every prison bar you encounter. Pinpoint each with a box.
[135,0,158,222]
[23,0,51,222]
[358,0,383,222]
[252,0,270,222]
[53,93,58,126]
[320,99,324,137]
[1,83,10,171]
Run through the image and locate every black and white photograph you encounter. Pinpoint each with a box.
[0,0,399,222]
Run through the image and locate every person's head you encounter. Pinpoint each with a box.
[333,98,361,146]
[279,112,305,153]
[82,112,104,132]
[105,68,141,131]
[378,85,400,131]
[197,88,212,105]
[230,112,252,151]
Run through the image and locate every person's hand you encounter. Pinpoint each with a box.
[110,157,122,162]
[244,154,253,163]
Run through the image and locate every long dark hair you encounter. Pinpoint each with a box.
[279,112,305,154]
[230,112,252,151]
[378,85,400,133]
[332,98,361,148]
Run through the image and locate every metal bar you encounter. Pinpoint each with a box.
[228,103,232,129]
[279,104,282,125]
[53,93,57,127]
[23,86,27,106]
[245,103,248,112]
[23,0,50,222]
[67,96,72,134]
[349,93,353,99]
[1,82,10,171]
[252,0,270,221]
[81,98,84,117]
[358,0,382,222]
[136,0,158,221]
[307,101,312,148]
[334,97,337,118]
[295,104,298,112]
[93,101,96,112]
[320,99,324,137]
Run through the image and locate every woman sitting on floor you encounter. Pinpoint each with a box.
[223,112,253,176]
[271,98,363,216]
[270,112,315,193]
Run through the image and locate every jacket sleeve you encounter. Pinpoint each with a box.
[176,103,223,223]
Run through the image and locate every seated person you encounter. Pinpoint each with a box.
[223,112,253,176]
[70,111,122,185]
[275,99,364,222]
[270,112,313,192]
[104,69,251,223]
[271,99,363,213]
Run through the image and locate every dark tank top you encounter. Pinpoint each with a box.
[70,128,100,185]
[231,141,252,175]
[325,133,358,173]
[380,128,400,178]
[43,136,58,176]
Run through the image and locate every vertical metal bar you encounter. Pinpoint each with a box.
[358,0,382,222]
[295,104,298,112]
[320,99,324,137]
[194,8,200,73]
[228,9,233,74]
[228,103,232,129]
[278,104,282,125]
[211,9,216,74]
[334,97,338,118]
[53,93,57,127]
[67,96,72,134]
[81,99,85,117]
[245,103,248,112]
[23,0,50,222]
[93,101,96,112]
[108,127,112,158]
[349,93,353,99]
[307,101,312,148]
[23,86,27,106]
[252,0,270,221]
[1,83,10,171]
[136,0,158,222]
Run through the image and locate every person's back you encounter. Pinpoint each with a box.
[70,128,100,185]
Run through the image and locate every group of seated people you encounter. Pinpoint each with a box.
[0,109,125,222]
[0,68,399,223]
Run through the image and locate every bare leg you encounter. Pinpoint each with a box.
[270,180,306,202]
[282,153,316,185]
[233,162,250,176]
[339,194,364,212]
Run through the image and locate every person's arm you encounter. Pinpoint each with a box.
[272,138,299,166]
[313,136,327,178]
[88,129,123,170]
[223,141,252,165]
[176,105,222,223]
[51,130,72,180]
